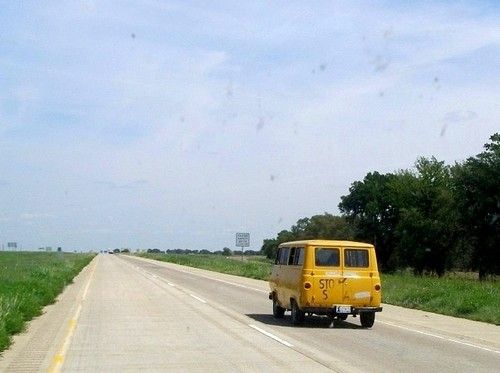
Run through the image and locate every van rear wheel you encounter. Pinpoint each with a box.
[272,296,285,318]
[290,300,305,325]
[360,312,375,328]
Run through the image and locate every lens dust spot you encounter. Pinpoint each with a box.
[256,117,265,131]
[226,79,233,98]
[373,55,390,72]
[440,124,447,137]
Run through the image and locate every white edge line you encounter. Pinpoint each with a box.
[190,294,207,304]
[378,321,500,354]
[249,324,293,347]
[167,282,175,287]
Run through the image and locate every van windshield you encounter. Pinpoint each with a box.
[315,248,340,266]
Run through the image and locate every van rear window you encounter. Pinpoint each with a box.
[315,248,340,266]
[345,249,369,267]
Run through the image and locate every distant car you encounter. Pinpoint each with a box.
[108,251,114,254]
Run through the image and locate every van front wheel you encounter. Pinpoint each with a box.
[272,297,285,318]
[291,300,305,325]
[360,312,375,328]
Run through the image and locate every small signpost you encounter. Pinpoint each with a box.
[235,232,250,260]
[7,242,17,251]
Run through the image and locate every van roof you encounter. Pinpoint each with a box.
[278,239,373,248]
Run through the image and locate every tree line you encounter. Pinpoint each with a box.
[145,248,262,256]
[261,133,499,280]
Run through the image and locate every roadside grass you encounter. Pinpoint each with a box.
[0,252,95,353]
[381,272,500,325]
[137,253,499,325]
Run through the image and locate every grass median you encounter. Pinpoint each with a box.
[137,253,499,325]
[0,252,95,353]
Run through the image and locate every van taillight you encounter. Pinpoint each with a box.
[374,284,381,291]
[304,282,312,290]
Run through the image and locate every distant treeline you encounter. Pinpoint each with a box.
[145,248,262,256]
[261,133,500,280]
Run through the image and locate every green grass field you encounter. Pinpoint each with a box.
[0,252,95,353]
[138,253,499,325]
[381,272,499,325]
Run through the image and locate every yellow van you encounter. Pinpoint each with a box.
[268,240,382,327]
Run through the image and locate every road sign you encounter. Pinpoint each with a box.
[7,242,17,249]
[235,232,250,247]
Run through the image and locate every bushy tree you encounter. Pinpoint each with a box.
[290,213,355,240]
[261,230,296,259]
[452,133,500,279]
[339,172,398,270]
[263,133,499,278]
[390,158,457,275]
[261,215,355,259]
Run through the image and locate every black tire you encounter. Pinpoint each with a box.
[360,312,375,328]
[272,296,285,318]
[338,314,348,321]
[290,300,305,325]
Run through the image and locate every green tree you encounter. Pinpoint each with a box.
[288,213,355,240]
[261,238,278,259]
[452,133,500,279]
[390,157,457,276]
[339,172,398,270]
[261,215,356,259]
[262,230,297,259]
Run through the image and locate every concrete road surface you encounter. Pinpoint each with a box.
[0,254,498,372]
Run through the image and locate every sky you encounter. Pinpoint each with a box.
[1,1,499,252]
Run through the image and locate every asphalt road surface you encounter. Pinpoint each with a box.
[0,254,498,372]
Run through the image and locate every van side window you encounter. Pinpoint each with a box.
[294,248,304,266]
[275,248,281,265]
[279,247,290,265]
[345,249,369,267]
[288,247,296,265]
[315,248,339,266]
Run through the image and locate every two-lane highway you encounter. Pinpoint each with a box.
[1,254,498,372]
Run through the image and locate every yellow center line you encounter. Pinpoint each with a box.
[47,256,98,373]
